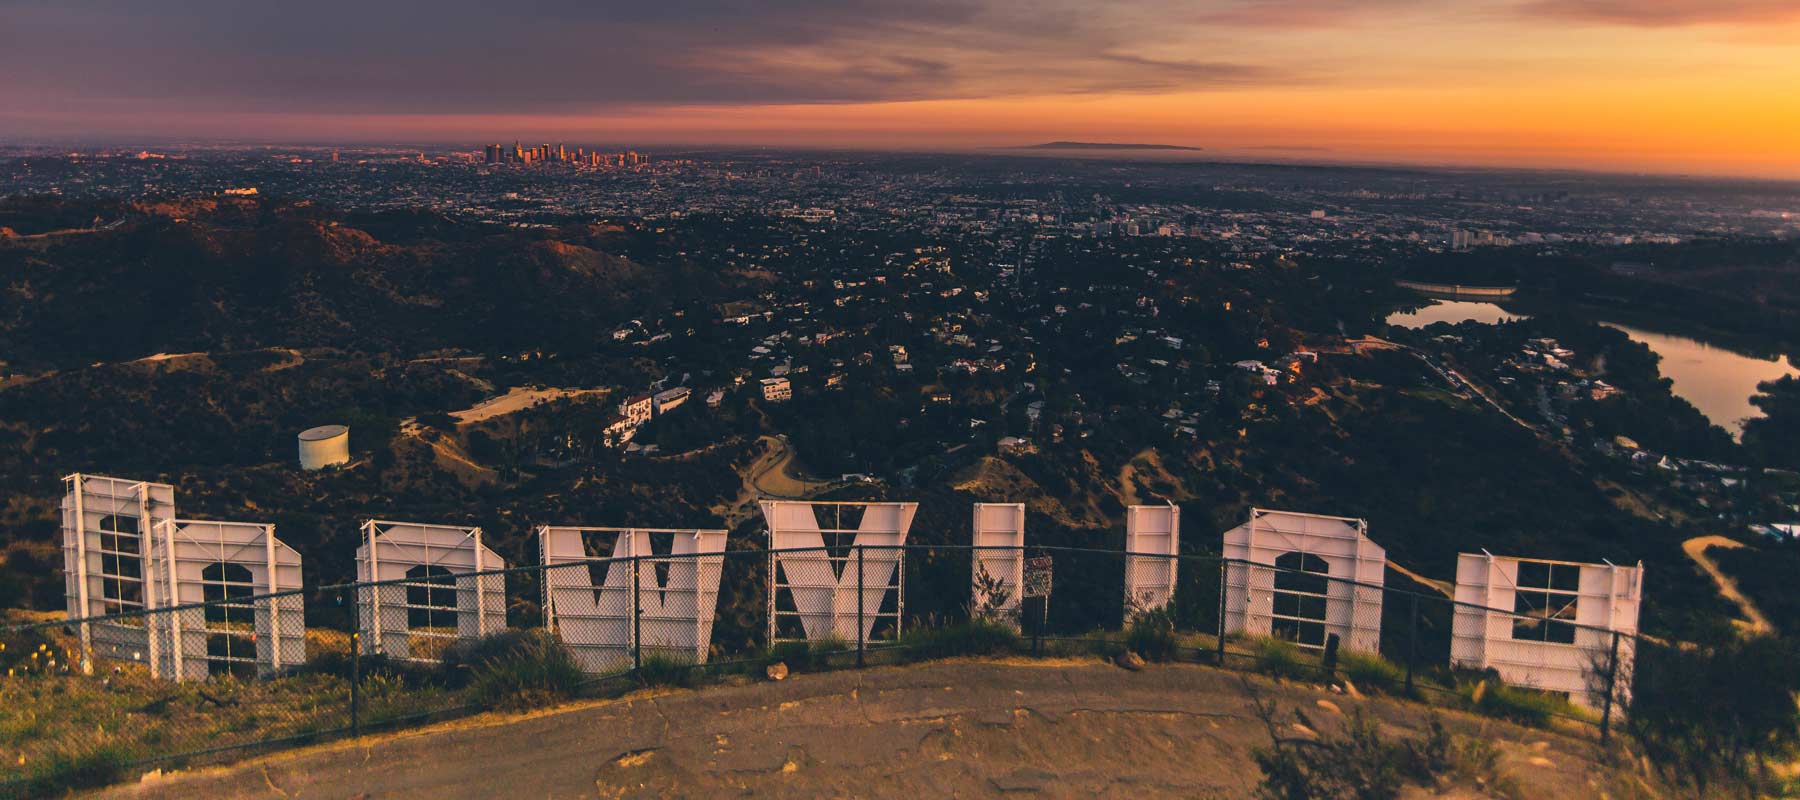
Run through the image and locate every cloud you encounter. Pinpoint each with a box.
[1514,0,1800,27]
[1189,0,1422,28]
[0,0,1307,118]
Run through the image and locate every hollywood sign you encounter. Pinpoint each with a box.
[58,474,1645,708]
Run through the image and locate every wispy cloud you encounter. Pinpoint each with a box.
[0,0,1312,117]
[1514,0,1800,27]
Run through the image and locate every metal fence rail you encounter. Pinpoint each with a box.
[0,544,1639,796]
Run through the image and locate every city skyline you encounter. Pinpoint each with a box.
[3,1,1798,179]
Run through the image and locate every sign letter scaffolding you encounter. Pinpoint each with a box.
[1451,552,1643,712]
[1223,509,1386,652]
[356,521,507,662]
[762,500,916,645]
[971,503,1026,629]
[539,526,728,673]
[149,519,305,680]
[1124,504,1180,616]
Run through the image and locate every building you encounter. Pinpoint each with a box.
[760,377,792,403]
[653,387,691,415]
[619,394,654,427]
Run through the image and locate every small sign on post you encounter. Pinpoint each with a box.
[1022,556,1053,599]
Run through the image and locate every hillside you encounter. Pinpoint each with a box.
[0,196,716,369]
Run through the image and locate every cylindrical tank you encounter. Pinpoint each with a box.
[297,425,351,470]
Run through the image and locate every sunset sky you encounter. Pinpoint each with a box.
[4,0,1798,178]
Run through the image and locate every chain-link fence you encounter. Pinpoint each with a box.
[1,544,1637,797]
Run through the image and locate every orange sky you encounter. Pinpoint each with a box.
[3,1,1798,178]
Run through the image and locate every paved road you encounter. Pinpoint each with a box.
[109,660,1618,799]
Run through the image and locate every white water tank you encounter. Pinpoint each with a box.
[298,425,350,470]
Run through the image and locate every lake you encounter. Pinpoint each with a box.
[1385,300,1524,328]
[1387,300,1796,437]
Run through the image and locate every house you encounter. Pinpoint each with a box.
[619,394,654,427]
[602,415,634,448]
[761,377,792,403]
[653,387,691,415]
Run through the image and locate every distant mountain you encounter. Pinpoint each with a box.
[1018,141,1204,151]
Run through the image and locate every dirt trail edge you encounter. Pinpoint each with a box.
[1683,535,1773,636]
[108,660,1636,800]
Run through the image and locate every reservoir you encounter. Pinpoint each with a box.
[1387,300,1796,437]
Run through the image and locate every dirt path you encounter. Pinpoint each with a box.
[715,436,844,527]
[450,385,608,425]
[108,660,1632,800]
[1682,535,1773,636]
[1387,560,1454,599]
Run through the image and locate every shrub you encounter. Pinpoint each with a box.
[635,654,696,689]
[1254,709,1406,800]
[1252,700,1510,800]
[763,635,850,673]
[1338,650,1405,695]
[1457,677,1574,728]
[1627,636,1800,795]
[1251,637,1313,680]
[1124,607,1179,662]
[19,741,137,798]
[901,619,1018,662]
[455,630,585,710]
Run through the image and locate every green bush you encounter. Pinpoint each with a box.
[901,620,1018,662]
[1338,650,1405,695]
[456,630,585,710]
[1251,637,1314,680]
[18,741,137,798]
[763,635,850,673]
[1124,607,1179,662]
[1458,677,1576,728]
[1254,707,1509,800]
[635,654,696,689]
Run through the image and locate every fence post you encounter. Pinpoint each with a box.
[1215,558,1228,666]
[631,556,642,673]
[347,588,361,737]
[1600,630,1621,746]
[1404,593,1418,696]
[856,546,866,668]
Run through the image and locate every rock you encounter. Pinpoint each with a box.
[1115,651,1146,671]
[1315,699,1342,715]
[990,767,1057,793]
[1341,678,1363,699]
[766,662,789,681]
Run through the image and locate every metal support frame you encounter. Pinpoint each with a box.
[1600,630,1621,745]
[1404,593,1418,695]
[1215,558,1228,665]
[70,474,93,674]
[631,556,643,672]
[266,523,282,672]
[364,520,382,655]
[856,547,866,668]
[161,519,183,679]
